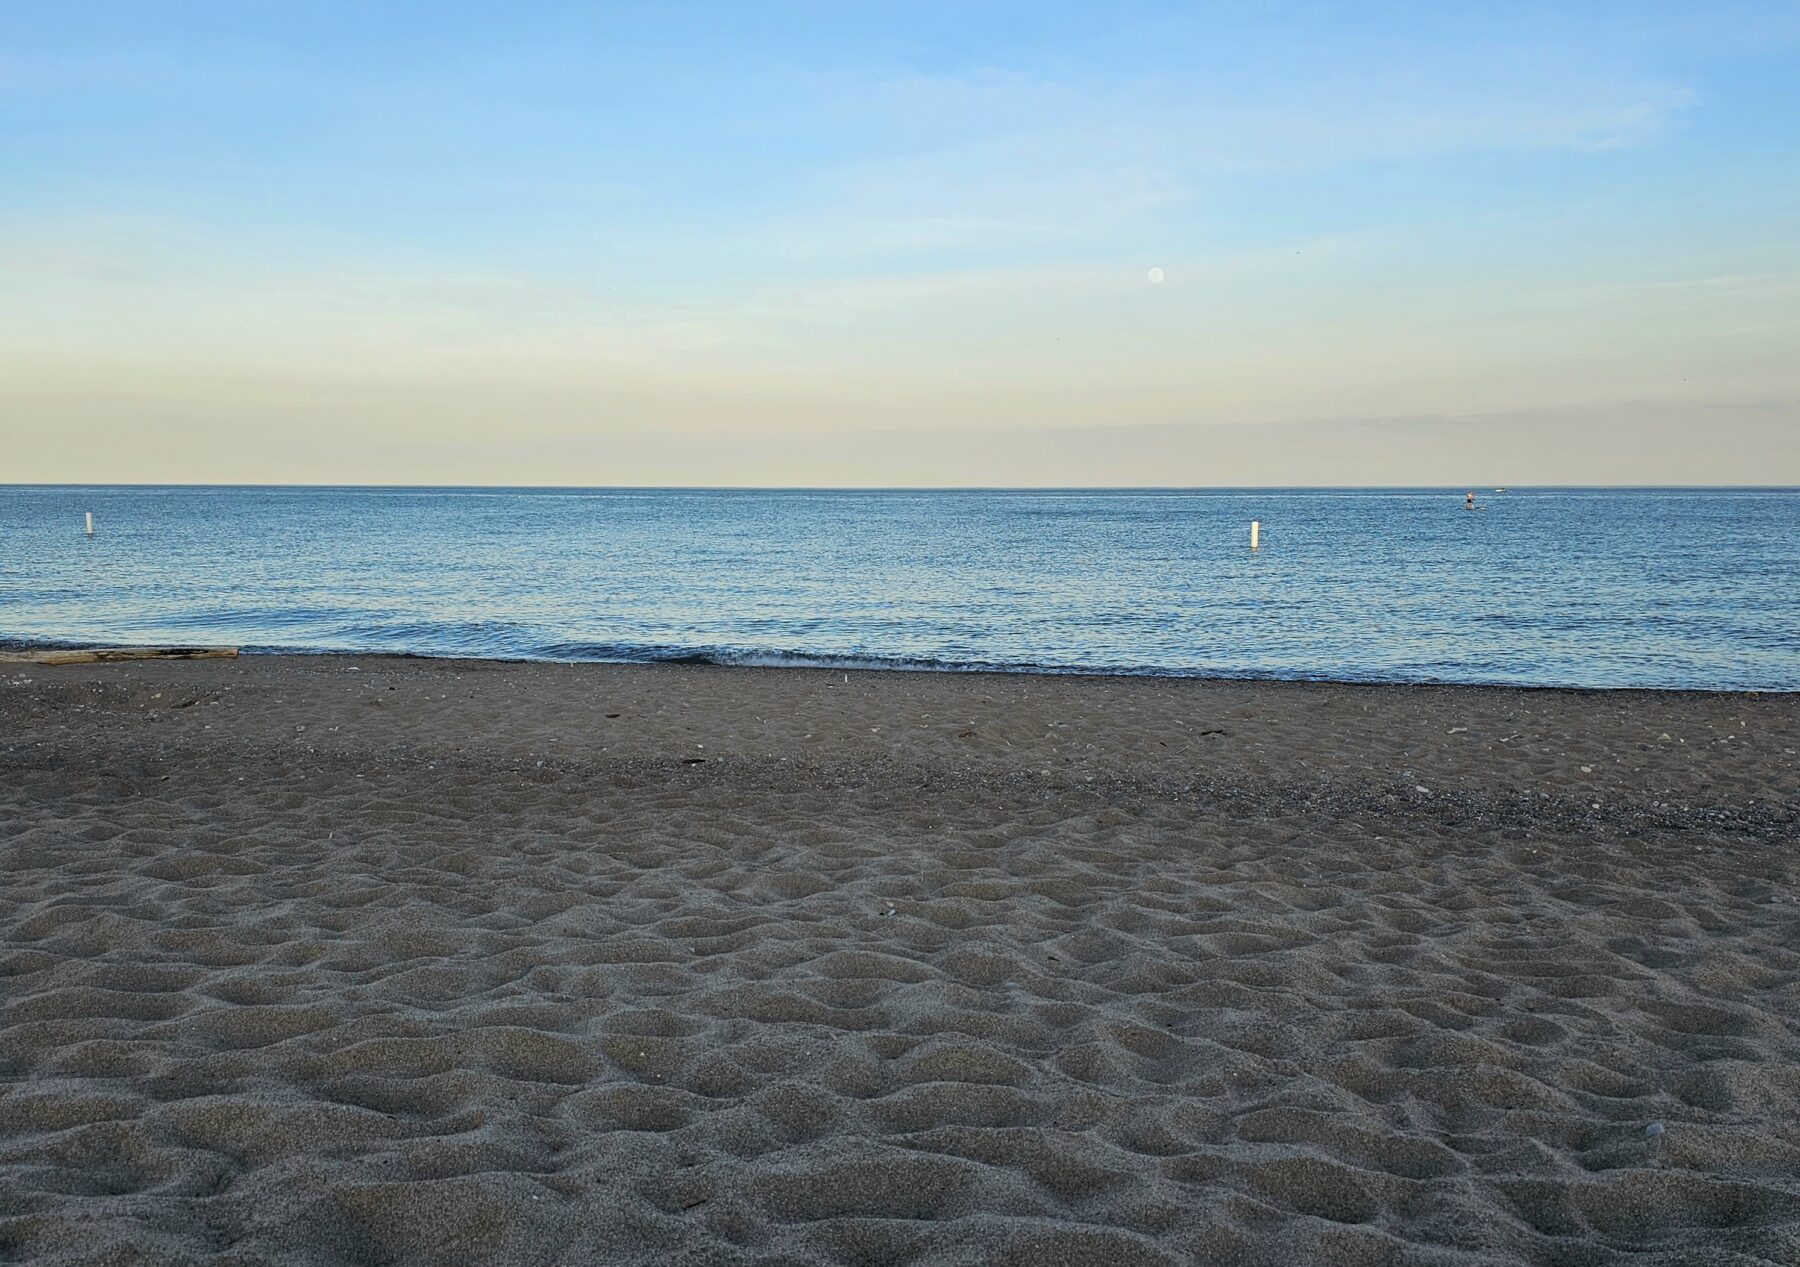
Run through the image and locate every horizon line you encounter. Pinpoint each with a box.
[4,482,1798,493]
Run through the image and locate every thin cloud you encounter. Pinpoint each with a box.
[757,57,1693,263]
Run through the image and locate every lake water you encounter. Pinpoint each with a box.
[2,487,1795,690]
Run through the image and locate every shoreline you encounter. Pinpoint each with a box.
[2,638,1793,696]
[4,655,1797,1264]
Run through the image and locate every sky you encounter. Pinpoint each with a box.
[3,0,1798,485]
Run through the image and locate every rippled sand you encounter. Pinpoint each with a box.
[2,658,1797,1265]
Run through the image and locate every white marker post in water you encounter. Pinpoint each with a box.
[1250,520,1260,550]
[85,512,94,537]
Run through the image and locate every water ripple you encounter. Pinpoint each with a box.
[2,487,1795,690]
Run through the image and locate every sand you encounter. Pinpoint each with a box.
[2,656,1796,1266]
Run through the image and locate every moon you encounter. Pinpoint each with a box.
[1147,267,1165,284]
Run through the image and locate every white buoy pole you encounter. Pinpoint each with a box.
[1250,520,1260,551]
[85,512,94,537]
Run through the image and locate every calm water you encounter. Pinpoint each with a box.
[2,487,1795,690]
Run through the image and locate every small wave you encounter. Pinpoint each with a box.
[699,648,993,673]
[1,632,1781,690]
[473,642,1474,684]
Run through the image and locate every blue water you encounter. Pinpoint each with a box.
[1,487,1795,690]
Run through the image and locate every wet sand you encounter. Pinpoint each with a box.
[2,656,1797,1265]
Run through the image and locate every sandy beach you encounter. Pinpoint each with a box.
[2,655,1796,1265]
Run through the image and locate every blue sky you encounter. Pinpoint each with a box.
[4,1,1797,483]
